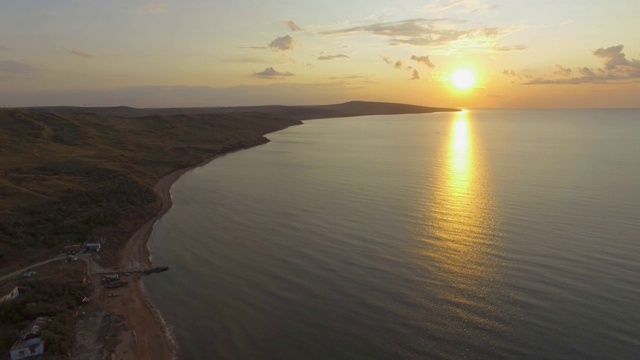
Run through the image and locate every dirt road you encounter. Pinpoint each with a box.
[0,254,66,282]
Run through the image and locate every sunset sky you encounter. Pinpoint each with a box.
[1,0,638,108]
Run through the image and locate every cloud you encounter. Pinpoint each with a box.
[322,18,464,39]
[317,54,349,60]
[381,56,422,80]
[252,67,294,79]
[423,0,498,14]
[68,48,94,59]
[269,35,296,51]
[0,60,38,74]
[321,18,520,50]
[525,44,640,85]
[579,67,597,77]
[411,68,420,80]
[222,56,282,64]
[593,44,637,71]
[285,21,301,31]
[493,44,528,51]
[411,55,435,68]
[500,69,521,79]
[554,65,572,77]
[499,69,532,83]
[325,75,372,80]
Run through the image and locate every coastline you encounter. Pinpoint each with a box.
[0,103,459,358]
[113,137,272,359]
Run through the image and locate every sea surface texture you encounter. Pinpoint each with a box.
[145,109,640,359]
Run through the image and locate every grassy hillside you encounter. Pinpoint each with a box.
[0,101,457,271]
[0,109,301,270]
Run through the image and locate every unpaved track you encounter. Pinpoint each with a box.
[0,254,66,282]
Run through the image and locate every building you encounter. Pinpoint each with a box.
[0,286,27,305]
[9,317,49,360]
[64,244,81,254]
[102,274,120,283]
[84,242,101,253]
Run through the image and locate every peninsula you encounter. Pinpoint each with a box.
[0,101,457,359]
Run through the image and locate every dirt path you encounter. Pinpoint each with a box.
[0,254,66,282]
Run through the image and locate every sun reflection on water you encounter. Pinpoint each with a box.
[414,110,496,290]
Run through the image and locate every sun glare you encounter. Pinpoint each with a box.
[451,69,476,90]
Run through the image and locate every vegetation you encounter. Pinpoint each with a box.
[0,261,89,357]
[0,102,453,357]
[0,109,301,270]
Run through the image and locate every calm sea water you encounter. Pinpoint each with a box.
[145,109,640,360]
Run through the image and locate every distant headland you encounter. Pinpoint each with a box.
[24,100,459,119]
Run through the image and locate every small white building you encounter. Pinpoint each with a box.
[0,287,26,305]
[10,317,49,360]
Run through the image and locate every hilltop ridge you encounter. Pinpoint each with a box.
[24,101,458,119]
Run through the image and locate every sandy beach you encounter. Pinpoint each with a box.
[110,156,223,360]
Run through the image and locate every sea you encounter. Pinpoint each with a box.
[144,109,640,360]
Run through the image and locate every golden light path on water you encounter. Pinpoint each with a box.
[414,110,497,315]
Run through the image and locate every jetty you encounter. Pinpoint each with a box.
[97,266,170,276]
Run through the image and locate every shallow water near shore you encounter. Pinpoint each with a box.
[145,109,640,359]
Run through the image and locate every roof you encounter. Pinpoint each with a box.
[20,317,49,340]
[0,286,27,304]
[10,317,49,351]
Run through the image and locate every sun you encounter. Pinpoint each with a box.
[451,68,476,90]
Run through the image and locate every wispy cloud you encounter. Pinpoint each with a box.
[411,55,435,68]
[68,48,94,59]
[381,56,421,80]
[526,44,640,85]
[269,35,296,51]
[321,18,521,50]
[0,60,38,74]
[285,21,301,31]
[222,56,286,64]
[493,44,527,51]
[252,67,294,79]
[554,65,572,77]
[317,54,349,60]
[500,69,532,82]
[325,75,373,80]
[423,0,498,14]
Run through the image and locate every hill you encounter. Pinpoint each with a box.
[0,102,458,270]
[26,100,458,119]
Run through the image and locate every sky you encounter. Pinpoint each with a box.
[0,0,639,108]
